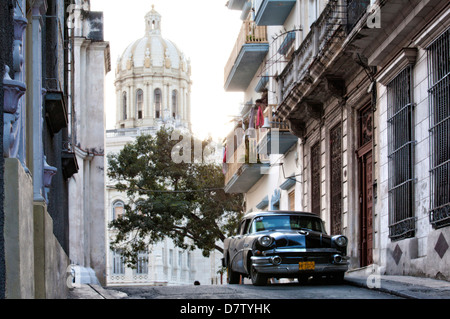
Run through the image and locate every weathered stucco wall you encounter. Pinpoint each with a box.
[4,158,35,298]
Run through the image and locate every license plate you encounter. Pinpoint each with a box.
[299,261,315,270]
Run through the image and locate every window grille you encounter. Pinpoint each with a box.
[311,142,321,216]
[330,123,342,235]
[387,66,415,240]
[428,28,450,229]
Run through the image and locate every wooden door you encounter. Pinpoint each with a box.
[357,105,374,267]
[359,150,373,266]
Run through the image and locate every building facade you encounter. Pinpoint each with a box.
[0,0,109,298]
[105,6,221,286]
[223,0,450,280]
[67,0,111,285]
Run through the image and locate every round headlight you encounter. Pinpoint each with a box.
[258,236,273,247]
[334,236,348,247]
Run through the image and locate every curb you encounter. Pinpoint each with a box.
[344,276,450,299]
[344,277,416,299]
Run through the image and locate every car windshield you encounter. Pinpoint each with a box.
[250,215,325,233]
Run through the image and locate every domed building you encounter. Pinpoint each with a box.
[114,5,192,131]
[105,7,222,287]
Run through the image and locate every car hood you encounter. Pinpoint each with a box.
[259,229,332,249]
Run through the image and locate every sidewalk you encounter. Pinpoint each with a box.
[67,284,128,299]
[344,271,450,299]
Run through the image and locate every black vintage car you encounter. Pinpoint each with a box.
[222,211,349,286]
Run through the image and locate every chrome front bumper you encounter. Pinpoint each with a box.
[250,255,348,275]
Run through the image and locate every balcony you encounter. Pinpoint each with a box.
[224,130,269,194]
[224,20,269,92]
[223,105,297,193]
[226,0,249,10]
[254,0,296,26]
[257,107,298,155]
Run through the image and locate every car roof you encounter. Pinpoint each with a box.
[242,210,320,220]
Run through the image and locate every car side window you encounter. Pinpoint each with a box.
[238,220,246,235]
[243,219,252,235]
[239,219,251,235]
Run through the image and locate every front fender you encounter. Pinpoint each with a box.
[242,240,255,275]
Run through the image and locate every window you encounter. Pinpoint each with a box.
[136,89,143,119]
[187,252,191,269]
[288,190,295,211]
[311,142,321,215]
[172,90,178,118]
[112,250,125,274]
[308,0,318,27]
[178,251,183,268]
[250,215,325,234]
[136,251,148,274]
[122,92,127,120]
[239,219,251,235]
[169,249,173,266]
[330,123,342,235]
[387,66,415,240]
[112,200,125,220]
[428,29,450,229]
[154,88,161,118]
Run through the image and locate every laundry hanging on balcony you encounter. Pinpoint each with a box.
[256,104,264,128]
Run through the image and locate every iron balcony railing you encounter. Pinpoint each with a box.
[428,28,450,229]
[276,0,371,105]
[224,19,268,86]
[347,0,370,31]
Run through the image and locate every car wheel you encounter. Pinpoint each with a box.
[250,263,267,286]
[227,264,240,284]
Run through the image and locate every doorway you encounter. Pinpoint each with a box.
[357,105,373,267]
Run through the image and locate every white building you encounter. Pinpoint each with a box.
[223,0,450,281]
[105,6,222,286]
[68,0,111,285]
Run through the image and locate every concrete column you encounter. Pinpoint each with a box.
[29,0,47,203]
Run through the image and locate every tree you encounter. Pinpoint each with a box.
[107,127,243,265]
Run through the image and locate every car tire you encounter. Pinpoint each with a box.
[250,263,268,286]
[227,264,240,284]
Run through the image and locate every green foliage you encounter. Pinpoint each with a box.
[108,127,243,265]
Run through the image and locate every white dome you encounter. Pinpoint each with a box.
[117,6,188,73]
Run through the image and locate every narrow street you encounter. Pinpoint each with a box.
[108,280,401,299]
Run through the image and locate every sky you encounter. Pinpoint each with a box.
[90,0,245,140]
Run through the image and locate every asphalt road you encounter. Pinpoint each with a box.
[108,279,401,299]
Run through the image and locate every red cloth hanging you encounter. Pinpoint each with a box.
[223,146,227,163]
[256,106,264,128]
